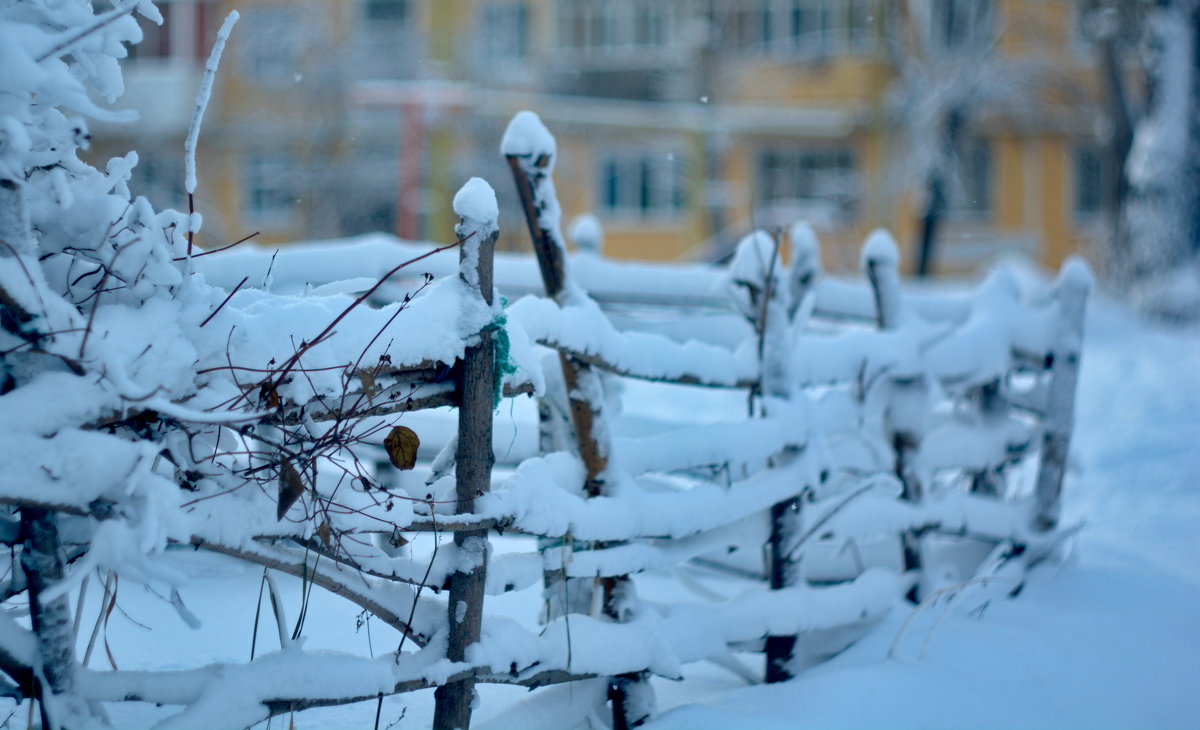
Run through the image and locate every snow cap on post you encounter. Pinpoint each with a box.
[453,177,498,294]
[789,221,821,275]
[1053,255,1093,351]
[860,228,899,272]
[727,230,782,323]
[861,229,902,330]
[500,110,557,166]
[1057,255,1095,296]
[787,221,822,315]
[569,212,604,255]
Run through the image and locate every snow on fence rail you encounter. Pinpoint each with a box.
[0,10,1090,724]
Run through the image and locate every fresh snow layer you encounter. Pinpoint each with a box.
[453,176,499,224]
[500,110,556,159]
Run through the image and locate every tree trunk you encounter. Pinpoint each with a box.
[915,109,963,279]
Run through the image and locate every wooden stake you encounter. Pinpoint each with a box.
[432,182,499,730]
[506,115,653,728]
[21,507,90,728]
[1033,260,1090,532]
[863,233,925,596]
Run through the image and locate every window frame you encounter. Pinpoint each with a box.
[1071,143,1104,221]
[242,151,299,227]
[596,145,686,223]
[755,143,860,222]
[480,1,531,60]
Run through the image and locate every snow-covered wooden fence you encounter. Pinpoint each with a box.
[179,111,1095,730]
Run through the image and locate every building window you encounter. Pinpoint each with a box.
[597,148,685,221]
[556,0,677,54]
[786,0,834,54]
[931,0,993,49]
[757,146,858,219]
[482,2,530,59]
[711,0,878,57]
[126,1,214,62]
[131,151,185,210]
[846,0,873,50]
[128,2,172,59]
[364,0,409,24]
[243,152,298,225]
[633,3,668,47]
[733,0,771,50]
[1073,145,1103,217]
[947,138,991,216]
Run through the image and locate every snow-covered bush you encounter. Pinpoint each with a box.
[0,3,503,727]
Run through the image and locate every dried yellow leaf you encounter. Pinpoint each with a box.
[277,457,305,520]
[384,425,420,470]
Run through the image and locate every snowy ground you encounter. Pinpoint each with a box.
[35,282,1199,730]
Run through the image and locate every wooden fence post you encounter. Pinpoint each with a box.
[504,111,654,729]
[1033,258,1091,532]
[968,379,1007,497]
[787,221,822,321]
[862,231,926,596]
[727,230,804,682]
[21,507,90,729]
[432,179,499,730]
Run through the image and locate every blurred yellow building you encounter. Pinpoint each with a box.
[94,0,1108,274]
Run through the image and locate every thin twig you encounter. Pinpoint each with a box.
[174,232,260,261]
[200,276,247,328]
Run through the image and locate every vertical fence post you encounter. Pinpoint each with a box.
[862,231,926,596]
[504,111,654,729]
[968,379,1008,497]
[727,230,803,682]
[431,178,499,730]
[787,221,822,321]
[1033,258,1091,532]
[21,507,90,728]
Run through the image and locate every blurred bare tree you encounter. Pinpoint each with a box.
[1083,0,1200,311]
[886,0,1061,278]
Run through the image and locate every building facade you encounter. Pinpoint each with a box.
[92,0,1109,273]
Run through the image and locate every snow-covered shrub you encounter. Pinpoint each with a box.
[0,3,501,726]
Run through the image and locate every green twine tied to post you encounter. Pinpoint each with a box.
[484,310,518,409]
